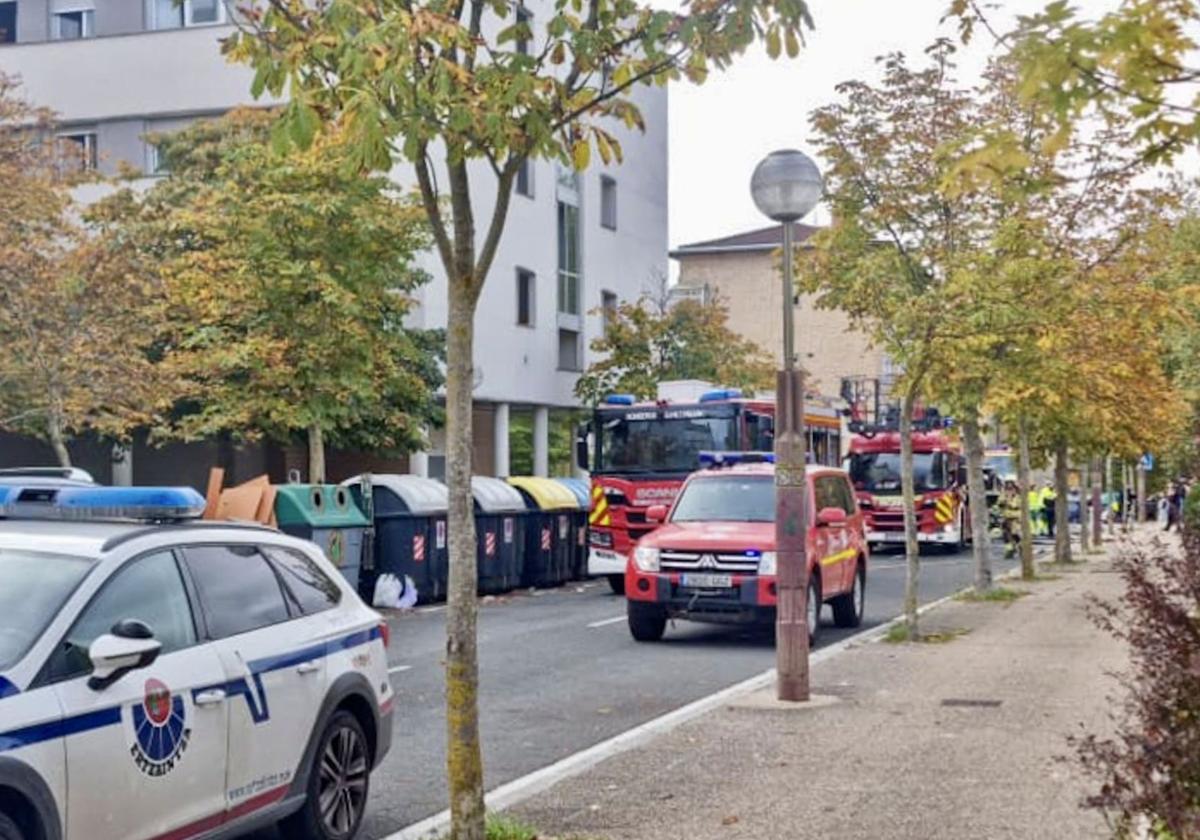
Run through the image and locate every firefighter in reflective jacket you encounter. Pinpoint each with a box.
[1002,480,1023,557]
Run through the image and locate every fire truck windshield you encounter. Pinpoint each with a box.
[595,407,738,474]
[672,475,774,522]
[849,452,949,493]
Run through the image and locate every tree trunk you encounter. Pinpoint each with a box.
[307,424,326,484]
[1105,455,1115,536]
[444,281,485,840]
[963,414,991,592]
[47,411,71,468]
[1136,460,1146,524]
[1122,461,1132,531]
[1079,460,1090,555]
[1017,415,1035,579]
[1054,441,1072,563]
[1091,456,1103,548]
[901,390,920,638]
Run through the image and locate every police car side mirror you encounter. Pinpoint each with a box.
[646,505,668,524]
[88,625,162,692]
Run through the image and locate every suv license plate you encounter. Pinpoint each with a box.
[681,573,733,589]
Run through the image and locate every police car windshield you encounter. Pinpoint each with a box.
[0,549,94,670]
[672,475,774,523]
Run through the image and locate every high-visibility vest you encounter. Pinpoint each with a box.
[1028,490,1043,511]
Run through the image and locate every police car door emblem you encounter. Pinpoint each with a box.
[129,678,191,777]
[698,554,718,570]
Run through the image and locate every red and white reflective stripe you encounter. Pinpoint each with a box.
[540,527,552,551]
[413,534,426,562]
[485,532,496,556]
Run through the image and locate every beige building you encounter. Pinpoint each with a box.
[670,223,892,401]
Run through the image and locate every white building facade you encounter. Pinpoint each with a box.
[0,0,669,479]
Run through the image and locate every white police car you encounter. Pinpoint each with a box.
[0,484,394,840]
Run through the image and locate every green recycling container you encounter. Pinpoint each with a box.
[274,484,369,592]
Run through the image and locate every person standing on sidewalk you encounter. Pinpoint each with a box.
[1002,480,1023,557]
[1041,481,1057,539]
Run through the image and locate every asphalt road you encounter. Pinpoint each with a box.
[253,544,1020,839]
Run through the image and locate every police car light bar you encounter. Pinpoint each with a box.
[0,486,207,522]
[698,451,776,469]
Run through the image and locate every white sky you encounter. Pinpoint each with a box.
[666,0,1113,249]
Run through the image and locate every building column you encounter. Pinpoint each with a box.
[494,402,511,477]
[409,450,429,478]
[533,406,550,477]
[111,443,133,487]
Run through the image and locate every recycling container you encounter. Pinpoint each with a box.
[274,484,369,592]
[471,477,527,594]
[344,474,449,604]
[554,478,592,581]
[506,477,578,588]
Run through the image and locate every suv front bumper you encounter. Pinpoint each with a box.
[626,569,777,624]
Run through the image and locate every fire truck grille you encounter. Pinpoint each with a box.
[660,551,760,573]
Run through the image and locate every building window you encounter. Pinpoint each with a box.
[58,131,98,172]
[557,201,580,316]
[51,4,94,39]
[0,2,16,43]
[600,175,617,230]
[558,329,581,371]
[516,158,533,198]
[515,4,531,55]
[601,290,618,336]
[149,0,225,29]
[516,268,535,327]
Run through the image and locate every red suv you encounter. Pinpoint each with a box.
[625,461,868,642]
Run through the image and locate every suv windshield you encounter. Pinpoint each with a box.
[596,407,738,474]
[0,549,95,670]
[671,475,774,523]
[849,452,948,493]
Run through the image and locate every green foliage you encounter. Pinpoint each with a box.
[91,109,444,454]
[484,816,539,840]
[955,586,1028,604]
[1184,484,1200,532]
[509,410,583,478]
[574,295,775,406]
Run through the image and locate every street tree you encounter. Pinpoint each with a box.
[91,110,443,480]
[0,74,171,465]
[575,292,775,405]
[224,0,818,833]
[799,41,991,635]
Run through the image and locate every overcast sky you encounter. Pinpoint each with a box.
[666,0,1111,249]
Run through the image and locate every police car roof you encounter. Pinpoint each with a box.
[0,518,278,557]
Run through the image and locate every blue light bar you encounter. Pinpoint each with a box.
[698,388,744,403]
[1,486,206,522]
[698,451,776,469]
[603,394,636,405]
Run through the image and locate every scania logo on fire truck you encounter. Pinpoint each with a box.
[634,487,677,503]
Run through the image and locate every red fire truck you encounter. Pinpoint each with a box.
[847,427,972,550]
[577,386,843,593]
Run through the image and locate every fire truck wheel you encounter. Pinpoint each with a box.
[832,561,865,628]
[607,574,626,595]
[628,602,667,642]
[807,575,821,643]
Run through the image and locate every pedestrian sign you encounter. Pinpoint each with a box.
[1140,454,1154,472]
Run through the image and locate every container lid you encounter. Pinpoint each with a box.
[506,476,579,511]
[553,478,592,510]
[275,484,369,527]
[471,476,527,513]
[341,474,448,515]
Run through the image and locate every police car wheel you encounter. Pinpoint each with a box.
[628,602,667,642]
[0,811,25,840]
[283,710,370,840]
[607,575,625,595]
[832,562,865,629]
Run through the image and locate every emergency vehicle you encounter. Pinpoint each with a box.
[0,482,392,840]
[623,453,868,642]
[578,386,843,594]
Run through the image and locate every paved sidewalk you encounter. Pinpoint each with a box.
[509,548,1137,840]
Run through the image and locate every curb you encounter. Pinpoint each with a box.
[383,549,1052,840]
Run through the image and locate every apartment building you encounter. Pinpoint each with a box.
[0,0,669,483]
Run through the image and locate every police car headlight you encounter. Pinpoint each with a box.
[758,551,777,576]
[633,546,660,572]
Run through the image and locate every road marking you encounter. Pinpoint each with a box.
[418,606,446,614]
[388,665,413,674]
[383,549,1050,840]
[585,615,625,629]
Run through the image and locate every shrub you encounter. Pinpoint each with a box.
[1073,526,1200,837]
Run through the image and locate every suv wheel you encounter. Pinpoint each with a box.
[607,574,625,595]
[282,710,370,840]
[0,812,24,840]
[832,562,865,628]
[627,601,667,641]
[807,575,822,644]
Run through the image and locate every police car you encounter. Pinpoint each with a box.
[0,482,394,840]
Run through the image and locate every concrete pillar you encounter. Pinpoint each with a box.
[533,406,550,477]
[409,450,429,478]
[111,443,133,487]
[494,402,511,477]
